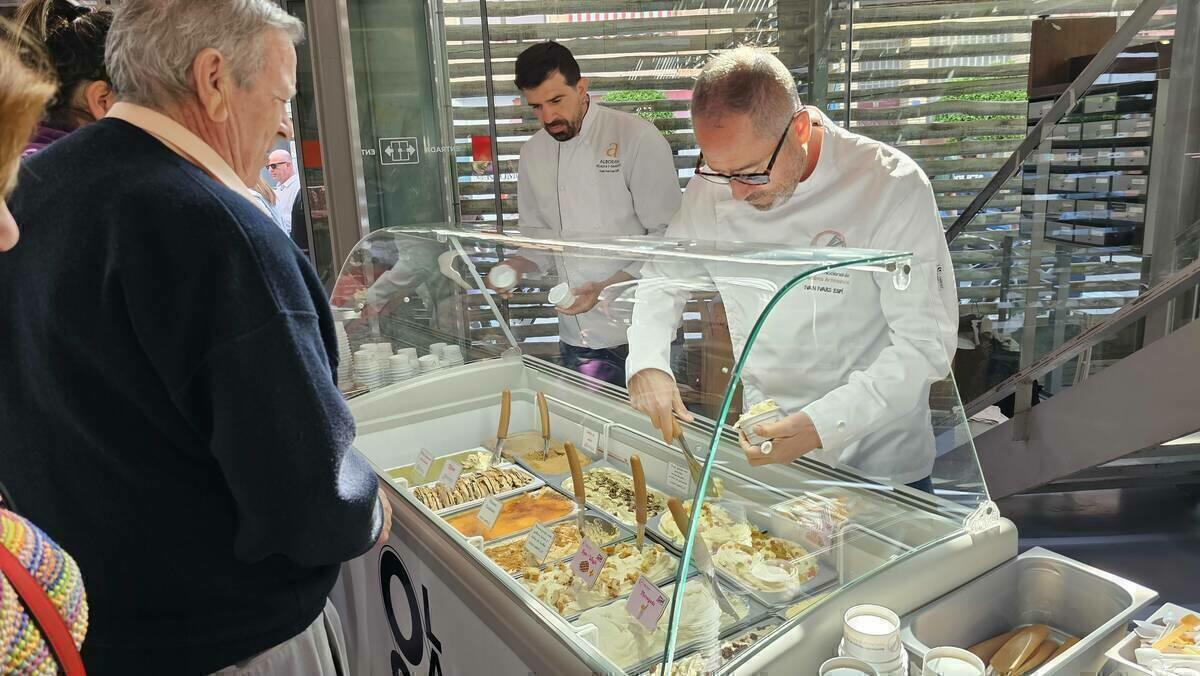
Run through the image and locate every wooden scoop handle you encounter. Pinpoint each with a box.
[667,497,690,539]
[631,454,647,528]
[537,391,550,441]
[497,389,511,441]
[565,442,586,506]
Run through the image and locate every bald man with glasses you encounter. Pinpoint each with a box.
[268,149,300,234]
[626,47,958,492]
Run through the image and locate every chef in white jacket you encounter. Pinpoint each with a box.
[497,41,681,386]
[626,47,958,489]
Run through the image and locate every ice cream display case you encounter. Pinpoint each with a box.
[327,227,1018,675]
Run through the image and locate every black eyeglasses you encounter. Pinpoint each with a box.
[266,161,291,170]
[695,111,805,186]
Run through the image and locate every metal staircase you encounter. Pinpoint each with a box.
[948,0,1200,498]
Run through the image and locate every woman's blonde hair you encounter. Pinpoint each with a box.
[0,21,55,195]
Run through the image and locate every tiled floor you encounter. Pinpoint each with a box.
[998,486,1200,611]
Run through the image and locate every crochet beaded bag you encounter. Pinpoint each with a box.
[0,493,88,676]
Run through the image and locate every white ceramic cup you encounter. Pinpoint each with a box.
[548,283,577,309]
[820,656,880,676]
[921,647,984,676]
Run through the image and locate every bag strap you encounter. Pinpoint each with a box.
[0,543,86,675]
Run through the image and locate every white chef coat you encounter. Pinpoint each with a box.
[626,109,958,484]
[517,100,681,349]
[274,174,301,235]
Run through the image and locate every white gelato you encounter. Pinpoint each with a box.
[576,579,749,669]
[658,501,754,549]
[522,542,675,616]
[712,533,817,598]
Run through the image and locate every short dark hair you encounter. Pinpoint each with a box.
[514,41,581,91]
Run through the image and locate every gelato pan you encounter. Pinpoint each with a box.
[575,578,750,670]
[657,501,754,549]
[411,466,535,512]
[644,623,779,676]
[488,431,596,475]
[386,449,493,485]
[712,532,817,597]
[445,487,575,540]
[564,466,667,526]
[522,542,676,616]
[483,516,621,575]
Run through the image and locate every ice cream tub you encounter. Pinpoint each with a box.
[385,446,497,486]
[409,464,543,515]
[572,574,770,674]
[736,400,785,447]
[481,511,628,577]
[521,538,685,620]
[639,618,783,676]
[556,463,670,528]
[442,486,578,542]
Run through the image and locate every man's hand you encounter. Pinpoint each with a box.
[629,369,693,444]
[374,484,393,548]
[739,411,823,466]
[559,281,604,315]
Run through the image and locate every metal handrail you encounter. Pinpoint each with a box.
[964,256,1200,417]
[944,0,1166,243]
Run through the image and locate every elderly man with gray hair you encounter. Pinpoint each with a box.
[1,1,389,674]
[626,47,958,492]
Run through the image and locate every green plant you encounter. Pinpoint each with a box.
[603,89,674,124]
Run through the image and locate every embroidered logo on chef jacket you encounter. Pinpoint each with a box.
[597,142,621,173]
[811,229,847,247]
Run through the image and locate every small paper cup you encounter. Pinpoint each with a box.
[921,647,985,676]
[820,656,879,676]
[548,283,577,309]
[739,408,785,446]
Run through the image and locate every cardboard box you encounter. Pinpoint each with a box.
[1111,174,1149,194]
[1050,123,1083,141]
[1077,199,1109,219]
[1028,99,1054,120]
[1047,199,1076,217]
[1111,202,1146,223]
[1078,175,1110,194]
[1115,117,1154,138]
[1083,93,1118,114]
[1080,148,1113,167]
[1113,146,1150,166]
[1049,174,1078,193]
[1082,120,1117,140]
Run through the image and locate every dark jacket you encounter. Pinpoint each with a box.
[0,118,381,674]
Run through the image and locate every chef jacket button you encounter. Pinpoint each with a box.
[837,421,847,431]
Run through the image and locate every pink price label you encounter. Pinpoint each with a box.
[570,538,607,589]
[624,574,669,631]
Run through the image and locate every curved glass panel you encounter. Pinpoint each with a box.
[332,228,988,674]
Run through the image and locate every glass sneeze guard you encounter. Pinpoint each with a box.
[331,227,990,675]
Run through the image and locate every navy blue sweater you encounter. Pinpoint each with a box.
[0,119,381,674]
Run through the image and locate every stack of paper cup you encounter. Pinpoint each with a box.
[839,605,907,676]
[548,283,576,309]
[428,343,447,359]
[335,322,354,392]
[820,657,879,675]
[353,350,386,390]
[370,342,394,357]
[398,347,418,364]
[389,354,416,382]
[418,354,440,373]
[442,345,464,367]
[920,648,984,676]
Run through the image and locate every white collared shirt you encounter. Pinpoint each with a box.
[105,102,272,219]
[517,101,681,349]
[273,174,300,235]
